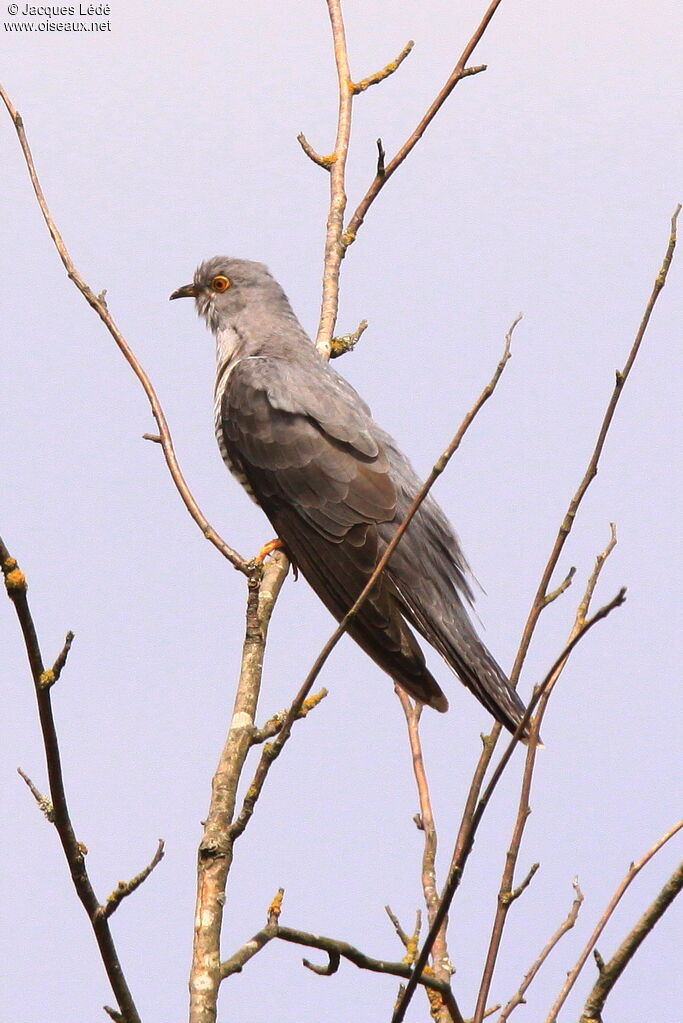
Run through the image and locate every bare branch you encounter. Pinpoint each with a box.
[189,551,288,1023]
[462,204,680,828]
[546,820,683,1021]
[579,858,683,1023]
[17,767,55,821]
[392,587,626,1023]
[384,905,417,951]
[424,203,681,1023]
[315,0,355,356]
[0,85,249,576]
[99,841,165,920]
[37,630,75,690]
[330,318,369,357]
[506,862,540,905]
[511,205,680,694]
[351,40,414,93]
[296,132,336,169]
[250,688,328,744]
[473,524,619,1022]
[1,538,142,1023]
[376,138,386,177]
[396,687,453,1000]
[221,922,457,999]
[542,566,576,607]
[498,880,584,1021]
[343,0,506,244]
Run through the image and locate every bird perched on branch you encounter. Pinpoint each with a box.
[171,258,528,737]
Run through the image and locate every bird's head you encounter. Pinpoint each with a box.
[170,257,285,333]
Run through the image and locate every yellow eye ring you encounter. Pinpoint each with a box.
[211,275,231,293]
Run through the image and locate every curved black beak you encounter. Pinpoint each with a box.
[169,283,197,301]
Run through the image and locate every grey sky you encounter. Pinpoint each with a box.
[2,1,682,1020]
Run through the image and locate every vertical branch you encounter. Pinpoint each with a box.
[189,553,288,1023]
[396,689,455,1022]
[315,0,354,357]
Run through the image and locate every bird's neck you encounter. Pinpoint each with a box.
[213,323,246,403]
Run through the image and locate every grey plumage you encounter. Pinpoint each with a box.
[171,257,528,736]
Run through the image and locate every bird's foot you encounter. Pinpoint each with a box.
[255,538,284,563]
[249,538,298,579]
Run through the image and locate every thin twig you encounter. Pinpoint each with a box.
[396,686,453,1014]
[579,858,683,1023]
[385,905,417,951]
[0,85,249,576]
[466,1008,500,1023]
[39,630,74,689]
[376,138,386,177]
[546,820,683,1022]
[189,551,288,1023]
[17,767,54,821]
[498,879,584,1021]
[511,204,680,696]
[99,840,165,920]
[506,862,540,905]
[296,132,335,169]
[391,587,626,1023]
[351,40,414,93]
[543,567,576,607]
[250,688,328,744]
[473,525,619,1023]
[233,319,518,846]
[1,538,142,1023]
[330,318,369,357]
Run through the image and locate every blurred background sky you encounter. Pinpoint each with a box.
[1,2,682,1020]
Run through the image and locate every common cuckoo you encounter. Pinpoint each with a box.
[171,257,528,736]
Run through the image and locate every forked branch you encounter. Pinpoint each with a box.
[546,819,683,1021]
[391,587,626,1023]
[472,525,619,1022]
[314,0,500,353]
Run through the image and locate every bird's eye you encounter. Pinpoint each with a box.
[211,275,231,293]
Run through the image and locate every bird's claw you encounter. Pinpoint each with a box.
[247,538,298,579]
[255,538,284,563]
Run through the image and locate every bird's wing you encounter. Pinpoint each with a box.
[220,355,448,710]
[222,355,396,538]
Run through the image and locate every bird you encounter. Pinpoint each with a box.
[170,257,529,737]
